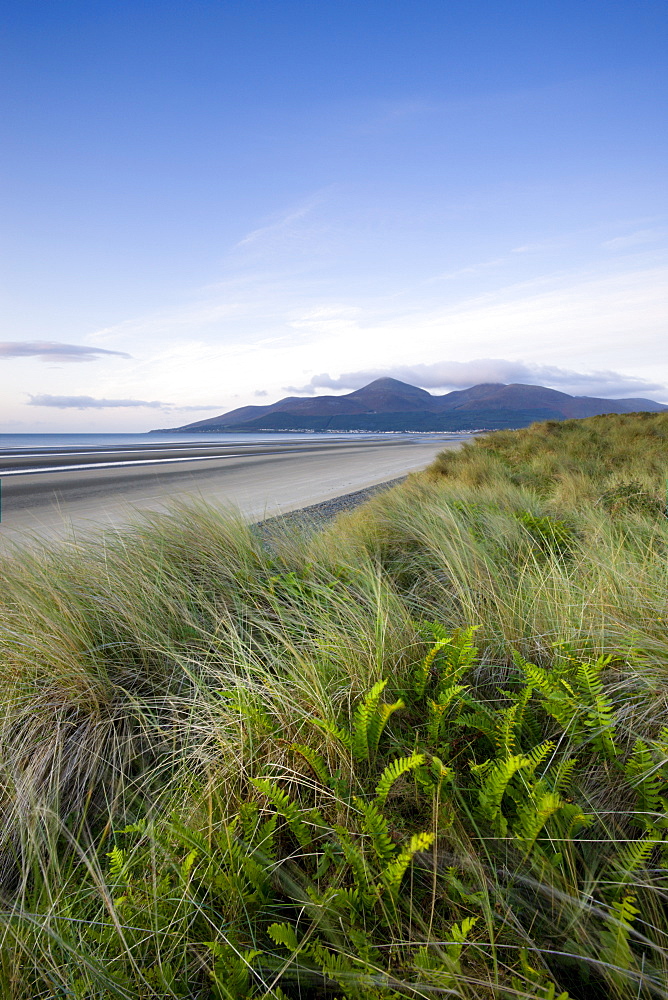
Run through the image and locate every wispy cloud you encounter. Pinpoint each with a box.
[602,229,665,251]
[234,192,328,254]
[352,99,435,136]
[0,342,132,362]
[436,258,505,281]
[290,359,667,400]
[27,395,218,411]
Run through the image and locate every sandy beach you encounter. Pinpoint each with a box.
[0,436,466,547]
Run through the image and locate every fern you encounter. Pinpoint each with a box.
[577,656,617,758]
[352,679,404,762]
[268,921,300,952]
[413,637,448,698]
[251,778,315,847]
[426,684,467,743]
[333,825,372,891]
[416,755,454,802]
[207,942,262,1000]
[311,716,353,750]
[549,757,578,794]
[612,835,658,886]
[106,846,127,881]
[374,753,425,806]
[412,915,477,985]
[445,914,478,967]
[471,754,531,835]
[356,798,395,863]
[381,831,435,898]
[599,894,640,988]
[624,739,667,829]
[514,650,618,756]
[290,743,332,787]
[180,849,198,880]
[308,942,356,994]
[412,946,456,989]
[524,740,557,777]
[495,703,520,756]
[514,655,574,728]
[514,788,564,856]
[436,625,480,691]
[316,680,404,762]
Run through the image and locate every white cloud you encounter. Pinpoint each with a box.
[290,359,667,400]
[0,341,131,362]
[602,229,665,251]
[233,191,331,258]
[27,394,219,411]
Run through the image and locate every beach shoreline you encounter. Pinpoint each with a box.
[0,436,467,547]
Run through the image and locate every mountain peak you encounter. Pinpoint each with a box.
[349,377,432,397]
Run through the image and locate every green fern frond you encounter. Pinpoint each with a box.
[415,755,454,800]
[333,825,372,889]
[106,846,127,881]
[312,716,353,750]
[427,685,467,742]
[514,790,564,856]
[348,681,379,761]
[549,757,578,794]
[381,831,435,897]
[613,835,658,884]
[308,943,355,991]
[445,915,478,967]
[169,817,210,858]
[524,740,557,776]
[495,703,519,756]
[472,754,531,833]
[251,778,313,846]
[560,802,593,838]
[180,849,198,880]
[625,739,666,826]
[374,753,425,806]
[600,894,640,985]
[358,698,405,760]
[268,921,300,952]
[456,693,500,749]
[356,798,395,863]
[117,819,146,835]
[437,626,479,691]
[413,638,449,698]
[577,656,617,757]
[353,683,404,762]
[514,654,577,730]
[290,743,332,786]
[207,943,261,998]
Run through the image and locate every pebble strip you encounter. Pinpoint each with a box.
[254,476,405,542]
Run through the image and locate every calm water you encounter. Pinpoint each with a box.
[0,431,396,452]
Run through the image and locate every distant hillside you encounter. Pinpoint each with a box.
[153,378,668,432]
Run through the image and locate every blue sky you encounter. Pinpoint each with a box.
[1,0,666,430]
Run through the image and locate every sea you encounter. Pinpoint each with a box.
[0,430,397,452]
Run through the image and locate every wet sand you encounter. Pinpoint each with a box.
[0,436,466,547]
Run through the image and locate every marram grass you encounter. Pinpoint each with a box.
[0,412,667,999]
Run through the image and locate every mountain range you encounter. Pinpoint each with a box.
[153,378,668,433]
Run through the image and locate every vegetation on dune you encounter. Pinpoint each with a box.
[0,411,667,998]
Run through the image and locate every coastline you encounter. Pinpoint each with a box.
[255,476,406,541]
[0,437,465,548]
